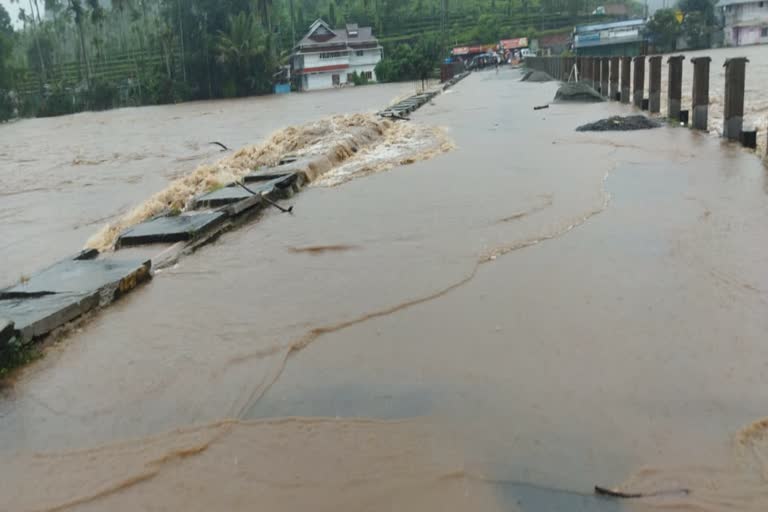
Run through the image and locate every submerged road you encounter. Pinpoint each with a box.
[2,68,768,511]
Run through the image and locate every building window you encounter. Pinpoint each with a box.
[356,50,364,57]
[319,51,347,59]
[363,71,373,80]
[762,27,768,37]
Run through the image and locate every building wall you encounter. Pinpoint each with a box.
[723,1,768,45]
[577,41,644,56]
[538,32,571,54]
[295,47,381,91]
[306,73,335,91]
[302,51,350,70]
[349,48,382,67]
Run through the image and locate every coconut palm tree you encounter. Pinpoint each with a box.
[216,11,272,94]
[11,0,48,82]
[255,0,273,32]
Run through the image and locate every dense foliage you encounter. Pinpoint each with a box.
[646,0,719,52]
[646,8,680,52]
[375,34,443,83]
[0,0,671,120]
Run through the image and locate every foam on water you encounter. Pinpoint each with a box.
[84,114,452,251]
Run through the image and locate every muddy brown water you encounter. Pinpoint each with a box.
[0,82,419,288]
[656,46,768,153]
[1,60,768,511]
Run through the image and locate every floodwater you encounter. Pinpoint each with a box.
[657,45,768,153]
[0,82,419,288]
[1,57,768,511]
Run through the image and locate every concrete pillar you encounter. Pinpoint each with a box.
[648,56,662,114]
[576,56,583,80]
[723,57,748,141]
[633,56,645,109]
[601,58,610,98]
[691,56,711,131]
[609,57,619,100]
[667,55,685,121]
[620,56,631,104]
[593,57,602,91]
[583,57,592,85]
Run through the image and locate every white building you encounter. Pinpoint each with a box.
[291,19,382,92]
[717,0,768,46]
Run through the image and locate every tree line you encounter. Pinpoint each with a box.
[646,0,720,52]
[0,0,648,121]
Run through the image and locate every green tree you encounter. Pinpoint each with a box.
[328,0,337,26]
[0,4,15,120]
[66,0,92,83]
[216,11,275,96]
[681,11,710,48]
[678,0,716,24]
[375,33,443,85]
[647,8,680,52]
[0,5,13,35]
[255,0,273,31]
[11,0,49,82]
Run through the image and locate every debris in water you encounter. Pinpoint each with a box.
[553,82,604,103]
[288,245,359,255]
[533,104,550,111]
[594,485,690,499]
[576,115,662,132]
[235,181,293,214]
[210,141,229,151]
[521,70,555,82]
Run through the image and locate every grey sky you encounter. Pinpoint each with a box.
[1,0,25,28]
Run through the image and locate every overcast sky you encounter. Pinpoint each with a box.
[1,0,24,28]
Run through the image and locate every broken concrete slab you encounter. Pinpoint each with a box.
[221,193,264,217]
[0,257,151,342]
[243,172,301,189]
[0,292,99,342]
[243,171,293,183]
[252,159,313,181]
[279,155,299,165]
[193,186,260,209]
[193,178,289,209]
[0,319,14,346]
[117,212,227,247]
[2,258,151,298]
